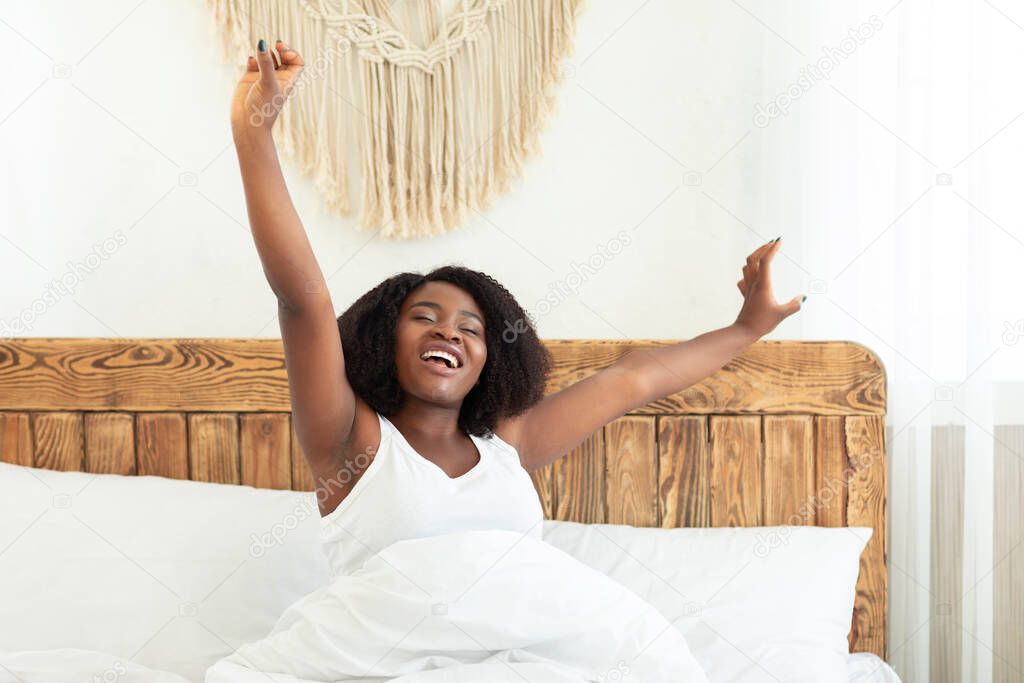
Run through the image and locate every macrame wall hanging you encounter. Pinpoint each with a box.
[207,0,585,239]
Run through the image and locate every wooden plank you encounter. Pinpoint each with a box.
[542,339,885,415]
[553,430,605,523]
[993,425,1023,683]
[84,413,136,475]
[529,464,554,519]
[845,415,887,659]
[815,416,848,527]
[764,415,815,525]
[289,421,316,492]
[709,416,762,527]
[136,413,189,479]
[605,416,657,526]
[189,413,239,484]
[32,412,84,471]
[0,339,291,412]
[929,425,963,683]
[0,339,884,415]
[240,413,291,490]
[658,415,709,527]
[0,412,33,466]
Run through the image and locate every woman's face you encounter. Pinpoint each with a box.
[394,281,487,407]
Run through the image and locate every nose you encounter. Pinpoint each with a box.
[431,322,461,343]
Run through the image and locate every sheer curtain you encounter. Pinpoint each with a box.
[747,1,1021,681]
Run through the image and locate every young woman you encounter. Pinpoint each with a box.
[230,38,804,573]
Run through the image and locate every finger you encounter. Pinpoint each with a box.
[254,39,277,87]
[745,238,775,282]
[737,279,747,297]
[742,263,754,291]
[276,40,305,67]
[246,55,258,72]
[757,238,782,290]
[745,238,776,264]
[782,294,805,317]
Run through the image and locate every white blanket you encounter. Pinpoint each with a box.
[204,529,710,683]
[0,648,191,683]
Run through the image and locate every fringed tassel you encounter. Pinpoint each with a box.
[204,0,584,240]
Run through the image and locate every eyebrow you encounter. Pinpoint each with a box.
[409,300,484,325]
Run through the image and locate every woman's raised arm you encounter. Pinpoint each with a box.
[230,40,356,500]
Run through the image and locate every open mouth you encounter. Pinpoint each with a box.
[420,350,461,370]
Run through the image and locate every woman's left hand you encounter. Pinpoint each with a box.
[733,237,804,338]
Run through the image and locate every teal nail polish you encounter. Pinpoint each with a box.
[258,38,266,52]
[801,295,807,302]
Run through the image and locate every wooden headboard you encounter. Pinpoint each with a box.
[0,338,887,659]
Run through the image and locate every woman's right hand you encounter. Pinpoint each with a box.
[230,39,305,141]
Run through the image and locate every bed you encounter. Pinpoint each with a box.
[0,337,896,682]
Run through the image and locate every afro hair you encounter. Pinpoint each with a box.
[337,265,552,438]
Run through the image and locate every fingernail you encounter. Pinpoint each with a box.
[801,295,807,302]
[774,236,781,242]
[258,38,266,52]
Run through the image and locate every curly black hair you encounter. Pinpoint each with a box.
[337,265,552,438]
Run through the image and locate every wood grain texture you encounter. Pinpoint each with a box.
[32,412,84,471]
[240,413,291,490]
[605,416,657,526]
[929,425,963,683]
[0,412,33,466]
[553,430,605,523]
[542,339,884,415]
[845,415,887,658]
[289,421,316,492]
[188,413,239,484]
[764,415,815,526]
[994,426,1024,683]
[0,339,884,415]
[136,413,188,479]
[0,338,889,659]
[84,413,135,475]
[710,416,762,527]
[815,416,848,527]
[0,339,291,412]
[658,415,709,527]
[529,463,555,519]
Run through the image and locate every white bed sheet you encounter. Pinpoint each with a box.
[847,652,902,683]
[0,649,904,683]
[0,648,190,683]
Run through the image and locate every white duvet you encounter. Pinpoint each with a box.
[0,528,905,683]
[202,528,710,683]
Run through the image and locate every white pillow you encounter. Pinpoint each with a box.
[0,461,329,682]
[541,520,871,683]
[0,460,870,683]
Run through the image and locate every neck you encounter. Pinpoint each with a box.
[388,397,464,441]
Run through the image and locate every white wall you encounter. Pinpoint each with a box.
[1,0,813,342]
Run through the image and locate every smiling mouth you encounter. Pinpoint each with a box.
[419,351,462,373]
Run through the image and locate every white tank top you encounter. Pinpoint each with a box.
[319,410,546,576]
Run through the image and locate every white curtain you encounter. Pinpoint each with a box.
[741,1,1021,681]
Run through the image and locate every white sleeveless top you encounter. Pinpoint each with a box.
[319,411,545,577]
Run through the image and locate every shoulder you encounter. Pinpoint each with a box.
[313,395,383,517]
[492,412,527,466]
